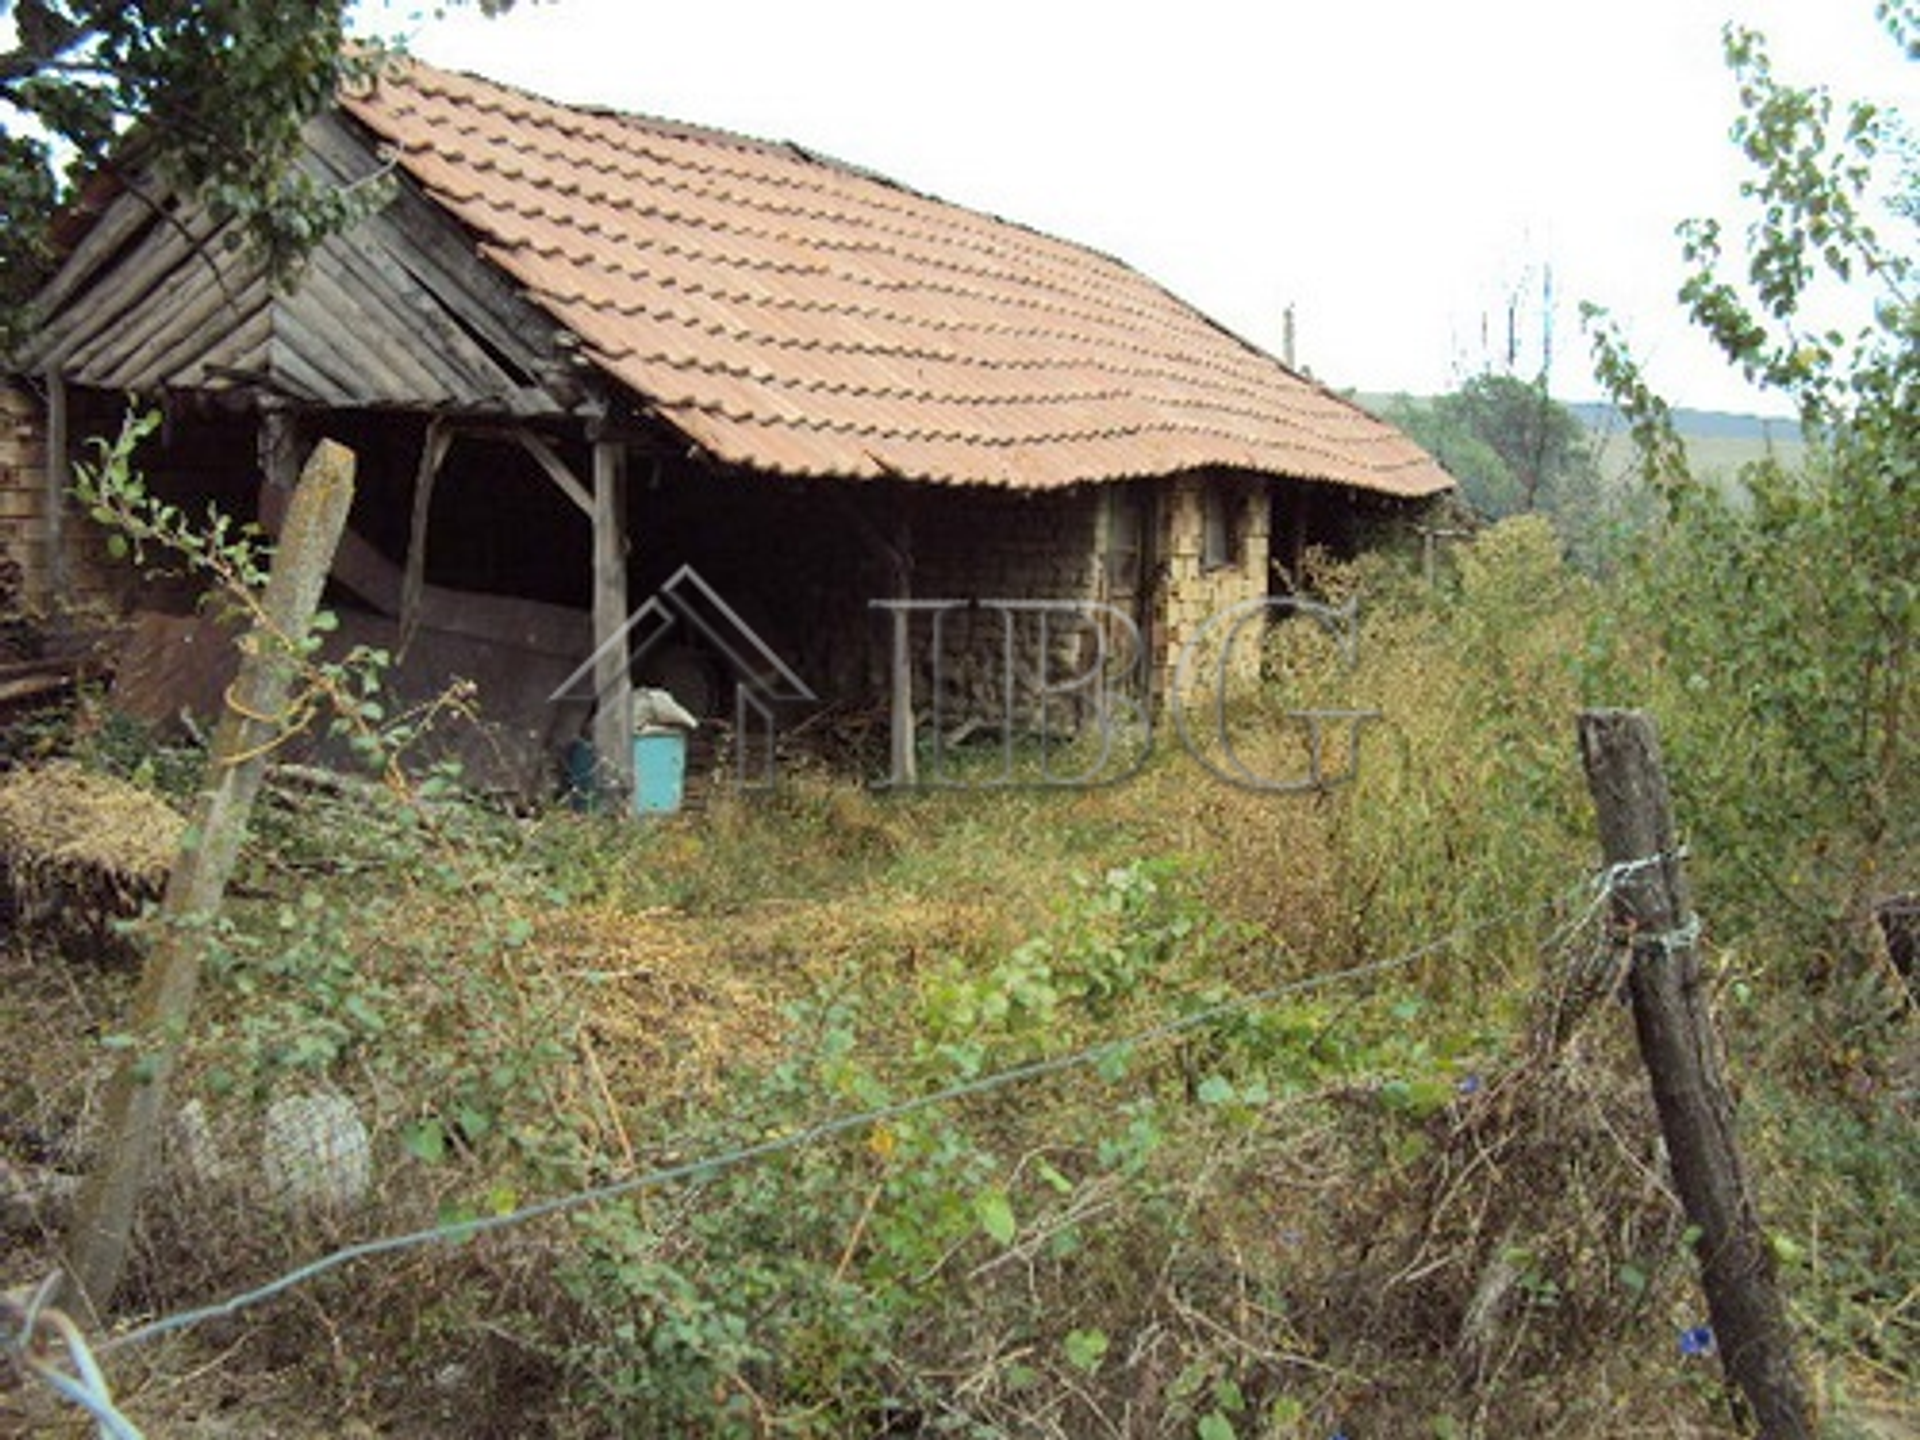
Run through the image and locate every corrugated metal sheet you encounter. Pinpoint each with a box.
[341,60,1452,497]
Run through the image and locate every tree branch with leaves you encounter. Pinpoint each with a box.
[0,0,519,340]
[1584,11,1915,952]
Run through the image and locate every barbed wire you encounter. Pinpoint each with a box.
[2,1277,144,1440]
[98,853,1673,1358]
[0,848,1679,1440]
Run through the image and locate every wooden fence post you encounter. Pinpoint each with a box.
[59,440,356,1321]
[1577,708,1814,1438]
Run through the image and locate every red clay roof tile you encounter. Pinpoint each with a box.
[342,58,1450,496]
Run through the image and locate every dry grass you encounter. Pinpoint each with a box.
[2,530,1906,1436]
[0,761,184,961]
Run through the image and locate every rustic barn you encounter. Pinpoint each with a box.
[3,55,1450,798]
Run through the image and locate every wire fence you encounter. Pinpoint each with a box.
[1,1278,142,1440]
[3,852,1666,1437]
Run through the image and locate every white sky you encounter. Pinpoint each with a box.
[352,0,1913,415]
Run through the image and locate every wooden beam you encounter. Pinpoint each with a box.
[591,439,634,806]
[44,372,69,614]
[514,428,594,518]
[399,418,454,656]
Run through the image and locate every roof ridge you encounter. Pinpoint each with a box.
[377,54,952,208]
[362,53,1168,288]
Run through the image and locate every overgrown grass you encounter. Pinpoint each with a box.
[2,521,1910,1438]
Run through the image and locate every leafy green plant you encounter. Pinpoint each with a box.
[1582,20,1915,958]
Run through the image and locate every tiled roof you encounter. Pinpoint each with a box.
[341,60,1451,497]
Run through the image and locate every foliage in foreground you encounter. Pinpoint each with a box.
[5,507,1912,1438]
[3,12,1911,1437]
[0,1,523,341]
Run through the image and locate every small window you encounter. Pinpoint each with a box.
[1105,486,1145,593]
[1201,487,1237,571]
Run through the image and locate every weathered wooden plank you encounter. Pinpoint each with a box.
[293,253,454,403]
[306,114,572,386]
[252,329,330,404]
[94,249,263,392]
[271,302,376,405]
[38,207,229,374]
[412,583,590,657]
[294,162,546,408]
[311,237,510,405]
[67,242,247,385]
[180,302,275,392]
[24,174,168,327]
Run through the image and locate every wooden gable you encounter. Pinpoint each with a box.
[15,114,594,422]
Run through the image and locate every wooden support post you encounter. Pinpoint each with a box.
[827,486,915,787]
[1281,482,1307,590]
[43,371,69,616]
[259,406,300,493]
[591,438,634,806]
[887,508,915,788]
[1577,709,1814,1439]
[60,441,357,1321]
[399,418,453,657]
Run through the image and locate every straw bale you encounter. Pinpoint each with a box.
[0,761,185,960]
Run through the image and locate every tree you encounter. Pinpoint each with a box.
[1584,8,1915,949]
[0,1,513,339]
[1390,374,1598,520]
[1386,388,1526,519]
[1448,372,1595,516]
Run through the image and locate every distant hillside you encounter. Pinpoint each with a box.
[1569,401,1806,481]
[1564,401,1801,443]
[1358,393,1807,482]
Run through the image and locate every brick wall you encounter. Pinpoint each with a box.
[0,380,50,616]
[0,379,130,622]
[894,485,1105,732]
[879,473,1276,734]
[1158,471,1272,688]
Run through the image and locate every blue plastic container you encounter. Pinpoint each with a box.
[632,728,688,814]
[563,732,687,814]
